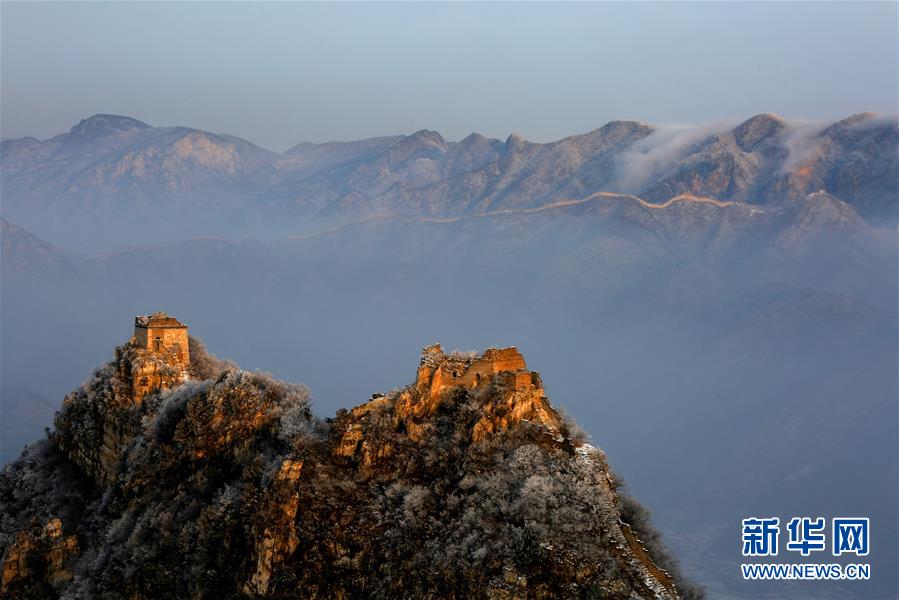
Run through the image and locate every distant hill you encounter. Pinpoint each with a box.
[0,219,79,284]
[2,112,895,249]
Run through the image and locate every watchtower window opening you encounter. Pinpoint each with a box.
[154,336,162,351]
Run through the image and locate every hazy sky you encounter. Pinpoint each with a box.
[1,2,896,151]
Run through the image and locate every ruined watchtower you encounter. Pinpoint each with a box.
[129,312,190,404]
[134,311,189,364]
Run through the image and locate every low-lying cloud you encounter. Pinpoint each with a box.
[609,120,735,193]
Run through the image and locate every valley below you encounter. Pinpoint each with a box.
[1,111,897,598]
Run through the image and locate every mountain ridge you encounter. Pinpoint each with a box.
[2,183,896,598]
[2,187,881,300]
[0,327,700,598]
[2,112,895,250]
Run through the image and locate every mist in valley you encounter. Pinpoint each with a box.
[2,198,896,598]
[3,1,898,595]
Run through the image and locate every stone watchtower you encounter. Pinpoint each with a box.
[130,312,190,403]
[134,312,189,364]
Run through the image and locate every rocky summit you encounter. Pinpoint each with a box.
[0,315,701,599]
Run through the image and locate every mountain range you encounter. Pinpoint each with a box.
[1,112,897,598]
[2,112,896,250]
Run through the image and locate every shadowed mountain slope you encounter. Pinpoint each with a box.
[0,337,700,599]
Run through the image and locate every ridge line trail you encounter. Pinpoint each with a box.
[288,192,736,240]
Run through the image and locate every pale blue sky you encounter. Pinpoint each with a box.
[1,1,896,151]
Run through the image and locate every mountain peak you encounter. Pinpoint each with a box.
[820,112,880,138]
[457,132,488,145]
[69,114,150,138]
[733,113,785,151]
[404,129,447,146]
[505,132,527,150]
[579,120,654,147]
[838,112,877,125]
[599,119,651,132]
[0,321,693,598]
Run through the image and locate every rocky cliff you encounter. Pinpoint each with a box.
[0,336,700,599]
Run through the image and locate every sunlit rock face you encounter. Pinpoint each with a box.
[53,312,191,485]
[244,458,305,596]
[333,345,562,463]
[408,344,559,442]
[0,321,698,599]
[0,518,78,593]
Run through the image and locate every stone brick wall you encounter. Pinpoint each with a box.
[131,314,191,405]
[134,325,189,365]
[416,344,531,399]
[134,326,149,349]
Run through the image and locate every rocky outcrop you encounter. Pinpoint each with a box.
[0,336,697,599]
[334,345,562,461]
[413,345,559,441]
[1,519,78,593]
[244,459,304,596]
[53,342,185,485]
[330,345,681,598]
[129,347,187,405]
